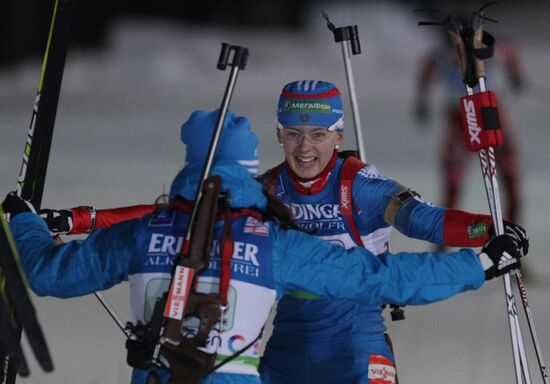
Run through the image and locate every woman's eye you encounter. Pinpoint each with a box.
[287,131,300,138]
[312,132,326,139]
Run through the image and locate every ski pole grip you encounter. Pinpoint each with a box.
[447,29,468,80]
[472,23,486,78]
[217,43,249,70]
[349,25,361,55]
[331,25,361,55]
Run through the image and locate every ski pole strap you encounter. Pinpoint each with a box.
[459,90,502,151]
[473,30,495,60]
[462,28,495,86]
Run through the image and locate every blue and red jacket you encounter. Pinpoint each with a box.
[259,153,492,365]
[10,161,486,384]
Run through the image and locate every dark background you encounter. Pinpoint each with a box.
[1,0,527,68]
[1,0,311,66]
[1,1,549,383]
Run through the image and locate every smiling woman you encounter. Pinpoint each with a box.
[277,125,343,179]
[257,79,530,384]
[275,80,345,180]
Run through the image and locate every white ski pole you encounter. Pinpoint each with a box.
[417,4,549,381]
[454,9,531,384]
[321,10,367,162]
[469,7,547,382]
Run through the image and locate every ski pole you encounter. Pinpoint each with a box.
[447,8,531,384]
[321,10,367,162]
[416,4,542,382]
[516,271,549,383]
[151,42,248,365]
[468,7,547,383]
[321,12,404,384]
[94,291,133,339]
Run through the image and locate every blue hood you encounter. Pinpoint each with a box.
[169,161,267,210]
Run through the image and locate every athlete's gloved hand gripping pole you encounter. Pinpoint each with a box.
[418,4,547,384]
[143,43,249,384]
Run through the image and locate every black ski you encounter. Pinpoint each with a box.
[17,0,75,207]
[0,207,48,379]
[0,0,75,381]
[0,274,25,383]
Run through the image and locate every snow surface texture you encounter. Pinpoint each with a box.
[1,1,549,383]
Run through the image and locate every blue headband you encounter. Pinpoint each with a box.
[277,80,344,131]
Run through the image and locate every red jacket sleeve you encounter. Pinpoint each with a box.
[70,204,157,234]
[443,208,493,247]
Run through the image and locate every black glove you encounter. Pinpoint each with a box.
[479,234,523,280]
[2,192,36,221]
[490,220,529,256]
[39,208,73,234]
[125,321,156,371]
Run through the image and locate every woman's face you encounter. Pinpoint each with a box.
[277,126,344,179]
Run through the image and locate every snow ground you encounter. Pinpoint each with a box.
[1,1,549,383]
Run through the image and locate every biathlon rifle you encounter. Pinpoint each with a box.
[125,43,248,384]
